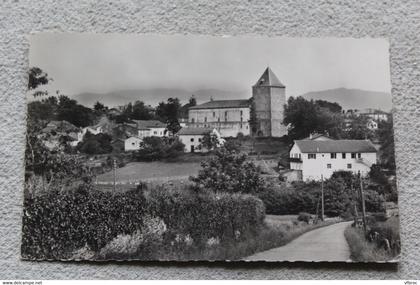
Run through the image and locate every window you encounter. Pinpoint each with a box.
[308,153,316,159]
[351,153,356,159]
[191,118,195,123]
[240,123,243,129]
[358,153,362,159]
[198,138,202,142]
[154,131,157,135]
[240,110,243,116]
[342,153,346,159]
[204,117,207,122]
[218,117,220,122]
[347,163,352,169]
[213,112,215,117]
[327,164,331,169]
[190,138,194,142]
[331,153,337,159]
[132,142,135,146]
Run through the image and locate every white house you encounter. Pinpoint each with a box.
[124,136,143,151]
[132,120,167,138]
[177,127,224,153]
[289,139,378,181]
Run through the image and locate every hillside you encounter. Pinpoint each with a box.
[300,88,392,111]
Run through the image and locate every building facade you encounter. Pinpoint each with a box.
[252,67,287,137]
[178,127,224,153]
[124,136,143,151]
[289,139,378,181]
[188,100,250,137]
[186,67,287,138]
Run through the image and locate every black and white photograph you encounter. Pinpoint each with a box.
[22,34,400,262]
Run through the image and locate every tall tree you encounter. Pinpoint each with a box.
[377,116,396,171]
[28,67,49,97]
[156,97,182,134]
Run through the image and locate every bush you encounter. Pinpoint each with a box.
[21,184,147,260]
[147,187,265,248]
[77,132,113,154]
[297,212,312,223]
[190,148,264,194]
[133,137,184,161]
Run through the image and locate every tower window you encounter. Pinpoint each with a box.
[330,153,337,159]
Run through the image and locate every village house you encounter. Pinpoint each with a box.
[177,127,224,153]
[289,139,378,181]
[124,136,143,151]
[132,120,167,138]
[187,67,287,138]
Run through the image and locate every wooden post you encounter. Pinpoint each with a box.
[321,174,325,221]
[358,171,367,234]
[113,159,117,192]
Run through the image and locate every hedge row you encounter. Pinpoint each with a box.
[22,185,147,259]
[147,188,265,247]
[22,184,266,260]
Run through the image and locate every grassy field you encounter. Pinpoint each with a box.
[96,161,201,183]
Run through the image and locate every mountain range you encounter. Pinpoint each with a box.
[72,88,249,108]
[72,87,392,111]
[300,88,392,111]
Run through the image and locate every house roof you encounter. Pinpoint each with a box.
[253,67,285,88]
[189,99,250,110]
[294,139,377,153]
[42,120,79,133]
[132,120,166,129]
[178,127,214,135]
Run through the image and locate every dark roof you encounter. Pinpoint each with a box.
[253,67,285,88]
[294,139,377,153]
[132,120,166,129]
[178,127,214,135]
[189,99,250,110]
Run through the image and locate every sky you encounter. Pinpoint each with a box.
[29,34,391,98]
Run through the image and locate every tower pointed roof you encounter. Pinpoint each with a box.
[254,67,285,88]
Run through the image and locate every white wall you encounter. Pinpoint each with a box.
[124,137,142,151]
[188,107,250,137]
[290,144,378,181]
[179,134,206,153]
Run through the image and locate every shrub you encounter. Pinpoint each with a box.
[297,212,312,223]
[190,148,264,194]
[133,136,184,161]
[21,184,147,260]
[147,187,265,248]
[77,132,113,154]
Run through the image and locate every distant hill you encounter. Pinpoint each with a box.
[299,88,392,111]
[72,88,249,108]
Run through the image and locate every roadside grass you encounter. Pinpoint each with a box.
[344,227,389,262]
[344,217,400,263]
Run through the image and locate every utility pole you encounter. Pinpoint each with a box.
[113,158,117,192]
[321,174,325,221]
[358,171,367,234]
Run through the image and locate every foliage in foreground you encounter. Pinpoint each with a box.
[21,184,265,260]
[190,148,265,194]
[344,217,400,262]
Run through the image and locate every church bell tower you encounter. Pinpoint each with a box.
[252,67,287,137]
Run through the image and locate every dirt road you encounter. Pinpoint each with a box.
[245,221,353,262]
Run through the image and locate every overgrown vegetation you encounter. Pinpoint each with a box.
[132,136,185,161]
[344,217,400,262]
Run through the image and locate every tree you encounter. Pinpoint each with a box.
[94,101,106,113]
[28,67,49,97]
[133,137,185,161]
[315,100,342,113]
[156,98,182,134]
[57,95,94,127]
[131,100,154,120]
[345,115,374,140]
[77,132,113,154]
[190,148,264,194]
[283,96,345,140]
[248,97,258,135]
[201,132,219,151]
[377,116,395,171]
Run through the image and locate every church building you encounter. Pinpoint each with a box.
[187,67,287,138]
